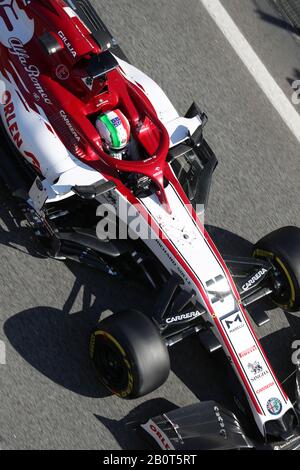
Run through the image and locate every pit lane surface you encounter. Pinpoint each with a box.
[1,0,300,449]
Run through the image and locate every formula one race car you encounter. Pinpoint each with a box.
[1,0,300,451]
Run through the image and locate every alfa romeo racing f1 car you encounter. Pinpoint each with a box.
[1,0,300,451]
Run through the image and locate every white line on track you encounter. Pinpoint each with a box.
[200,0,300,143]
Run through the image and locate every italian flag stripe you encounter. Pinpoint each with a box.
[99,114,121,148]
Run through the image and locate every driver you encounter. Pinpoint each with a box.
[96,110,130,160]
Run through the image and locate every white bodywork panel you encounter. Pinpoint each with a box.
[115,56,179,124]
[165,116,202,147]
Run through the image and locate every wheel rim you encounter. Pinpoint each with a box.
[93,334,131,394]
[254,248,296,309]
[271,261,295,309]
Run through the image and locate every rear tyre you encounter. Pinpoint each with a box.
[89,310,170,398]
[254,226,300,312]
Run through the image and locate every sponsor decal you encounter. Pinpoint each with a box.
[8,37,52,104]
[58,31,76,58]
[238,345,257,358]
[1,91,41,170]
[1,91,42,169]
[82,76,94,90]
[154,238,192,286]
[266,397,282,416]
[141,420,173,450]
[273,435,300,450]
[59,110,80,142]
[153,168,163,178]
[247,361,269,382]
[2,90,22,147]
[242,268,268,292]
[224,313,244,333]
[56,64,70,81]
[8,37,29,65]
[111,116,122,127]
[256,382,275,394]
[165,310,202,324]
[248,361,263,375]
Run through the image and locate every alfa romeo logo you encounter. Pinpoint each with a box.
[266,397,282,416]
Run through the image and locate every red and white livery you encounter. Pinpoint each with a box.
[1,0,300,449]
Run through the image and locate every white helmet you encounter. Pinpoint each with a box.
[96,109,130,151]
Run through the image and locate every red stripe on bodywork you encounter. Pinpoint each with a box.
[116,181,263,414]
[240,304,288,402]
[165,166,288,403]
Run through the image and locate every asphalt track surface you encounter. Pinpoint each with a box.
[1,0,300,450]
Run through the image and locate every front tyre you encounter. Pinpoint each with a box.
[254,226,300,312]
[89,310,170,398]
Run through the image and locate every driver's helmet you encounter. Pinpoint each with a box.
[96,110,130,154]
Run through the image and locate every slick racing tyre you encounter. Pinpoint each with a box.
[254,226,300,312]
[89,310,170,398]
